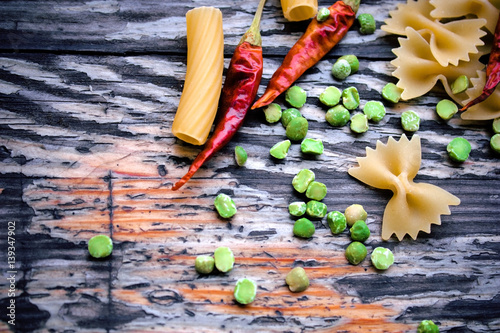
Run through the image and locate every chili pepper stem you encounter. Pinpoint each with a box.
[240,0,267,47]
[342,0,360,13]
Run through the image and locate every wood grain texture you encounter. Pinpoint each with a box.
[0,0,499,332]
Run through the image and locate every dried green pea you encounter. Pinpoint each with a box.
[344,204,367,227]
[370,247,394,270]
[292,169,315,193]
[350,113,369,134]
[401,110,420,132]
[234,146,247,166]
[270,139,291,159]
[281,108,302,127]
[327,211,347,234]
[88,234,113,258]
[214,193,237,218]
[363,101,386,122]
[332,59,351,80]
[214,246,235,273]
[285,267,309,292]
[358,13,376,34]
[490,134,500,153]
[316,7,330,22]
[289,201,307,217]
[492,117,500,133]
[447,137,471,162]
[305,181,327,201]
[306,200,327,218]
[342,87,360,110]
[286,85,307,108]
[319,86,342,107]
[263,103,282,123]
[286,117,308,141]
[451,75,469,94]
[417,320,440,333]
[293,217,315,238]
[436,99,458,120]
[301,138,323,155]
[349,220,370,242]
[234,278,256,305]
[195,255,215,274]
[326,105,350,127]
[345,241,367,265]
[338,55,359,74]
[381,83,403,103]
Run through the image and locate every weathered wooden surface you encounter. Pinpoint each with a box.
[0,0,499,332]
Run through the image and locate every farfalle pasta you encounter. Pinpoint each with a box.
[391,27,485,101]
[382,0,486,66]
[348,135,461,241]
[461,70,500,120]
[430,0,500,34]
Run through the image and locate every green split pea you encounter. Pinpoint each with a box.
[281,108,301,127]
[316,7,330,22]
[214,193,237,218]
[339,55,359,74]
[289,201,307,217]
[195,255,215,274]
[331,59,351,80]
[491,134,500,153]
[342,87,360,110]
[371,247,394,270]
[292,169,315,193]
[293,217,315,238]
[285,267,309,292]
[363,101,386,122]
[358,13,376,34]
[326,105,350,127]
[417,320,440,333]
[305,181,327,201]
[327,211,346,234]
[319,86,342,107]
[350,113,369,134]
[401,110,420,132]
[345,241,367,265]
[301,138,323,155]
[381,83,403,103]
[451,75,469,94]
[286,85,307,108]
[263,103,282,123]
[234,278,257,305]
[349,220,370,242]
[270,139,291,159]
[88,234,113,258]
[436,99,458,120]
[286,116,309,141]
[447,137,471,162]
[306,200,327,218]
[214,246,235,273]
[234,146,247,166]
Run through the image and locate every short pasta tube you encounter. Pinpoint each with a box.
[281,0,318,22]
[172,7,224,145]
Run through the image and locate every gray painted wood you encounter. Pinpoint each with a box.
[0,0,499,332]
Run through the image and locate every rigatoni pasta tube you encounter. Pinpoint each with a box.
[281,0,318,22]
[172,7,224,145]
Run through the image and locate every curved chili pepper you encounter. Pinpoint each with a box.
[172,0,266,191]
[460,13,500,112]
[251,0,359,110]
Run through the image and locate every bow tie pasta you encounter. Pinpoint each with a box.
[348,135,461,241]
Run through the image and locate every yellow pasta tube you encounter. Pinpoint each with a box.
[281,0,318,22]
[172,7,224,145]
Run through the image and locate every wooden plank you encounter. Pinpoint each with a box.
[0,0,499,332]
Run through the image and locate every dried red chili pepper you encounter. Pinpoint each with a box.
[172,0,266,191]
[251,0,359,110]
[460,13,500,112]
